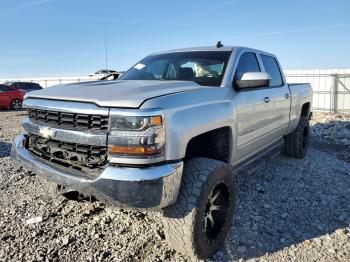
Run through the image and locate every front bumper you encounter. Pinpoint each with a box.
[11,134,183,209]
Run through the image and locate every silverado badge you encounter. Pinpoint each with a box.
[39,126,56,139]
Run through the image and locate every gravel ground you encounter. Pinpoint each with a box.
[0,110,349,262]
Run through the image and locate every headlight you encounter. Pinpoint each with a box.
[108,111,165,162]
[109,115,162,131]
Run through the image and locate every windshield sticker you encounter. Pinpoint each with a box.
[134,63,145,70]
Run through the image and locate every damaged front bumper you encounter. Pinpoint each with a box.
[11,134,183,209]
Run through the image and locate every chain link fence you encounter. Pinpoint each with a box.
[285,69,350,113]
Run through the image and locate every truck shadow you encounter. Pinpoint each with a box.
[217,142,350,261]
[0,141,12,158]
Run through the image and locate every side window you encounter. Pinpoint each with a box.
[22,83,32,90]
[260,55,283,86]
[0,86,11,92]
[20,83,27,90]
[13,83,21,89]
[234,52,260,82]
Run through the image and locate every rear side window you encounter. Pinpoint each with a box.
[20,83,33,90]
[0,86,10,92]
[33,83,42,89]
[11,82,22,89]
[30,83,40,89]
[260,55,283,86]
[234,52,260,81]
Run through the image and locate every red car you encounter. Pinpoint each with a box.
[0,84,25,109]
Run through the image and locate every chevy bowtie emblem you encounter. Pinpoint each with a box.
[39,127,56,139]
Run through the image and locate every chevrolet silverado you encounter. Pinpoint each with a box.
[11,45,312,259]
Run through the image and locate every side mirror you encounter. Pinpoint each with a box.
[235,72,271,89]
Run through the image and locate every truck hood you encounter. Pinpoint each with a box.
[25,80,202,108]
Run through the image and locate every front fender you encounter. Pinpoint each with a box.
[141,87,237,162]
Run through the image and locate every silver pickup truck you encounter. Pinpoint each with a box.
[11,45,312,259]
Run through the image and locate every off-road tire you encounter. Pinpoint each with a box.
[11,99,22,109]
[162,157,236,259]
[285,116,310,158]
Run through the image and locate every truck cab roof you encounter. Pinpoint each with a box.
[153,46,277,58]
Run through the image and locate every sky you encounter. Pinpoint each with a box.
[0,0,349,78]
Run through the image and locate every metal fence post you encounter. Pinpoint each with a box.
[332,74,338,113]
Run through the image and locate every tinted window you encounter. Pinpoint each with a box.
[260,55,283,86]
[19,83,39,90]
[30,83,42,90]
[10,82,22,89]
[0,85,11,92]
[20,83,32,90]
[234,52,260,82]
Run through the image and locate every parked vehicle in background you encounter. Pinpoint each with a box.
[4,82,43,93]
[99,72,123,80]
[11,44,312,259]
[89,69,117,78]
[0,84,24,109]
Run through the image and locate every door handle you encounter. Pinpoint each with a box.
[263,97,271,103]
[284,93,290,99]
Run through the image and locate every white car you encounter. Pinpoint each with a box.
[88,69,117,78]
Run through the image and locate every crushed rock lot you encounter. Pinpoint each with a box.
[0,110,349,262]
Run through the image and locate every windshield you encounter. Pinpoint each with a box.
[119,51,231,87]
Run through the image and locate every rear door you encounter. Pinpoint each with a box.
[233,52,276,160]
[258,54,290,139]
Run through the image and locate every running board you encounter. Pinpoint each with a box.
[232,140,284,175]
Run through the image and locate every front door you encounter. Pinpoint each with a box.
[233,52,277,161]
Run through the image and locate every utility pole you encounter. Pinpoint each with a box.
[104,25,108,70]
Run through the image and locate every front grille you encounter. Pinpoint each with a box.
[28,108,109,132]
[27,134,107,170]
